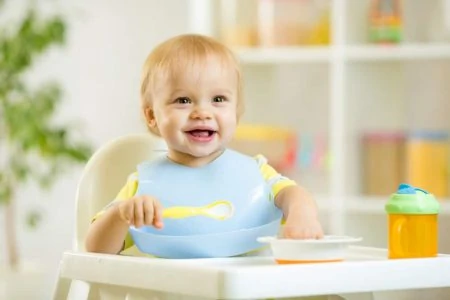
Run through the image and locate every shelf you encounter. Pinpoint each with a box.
[317,195,450,215]
[345,44,450,61]
[232,44,450,64]
[233,46,331,64]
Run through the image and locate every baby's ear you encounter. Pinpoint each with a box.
[144,106,161,136]
[144,107,156,127]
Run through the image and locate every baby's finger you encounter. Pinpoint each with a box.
[304,229,316,239]
[315,227,324,239]
[133,197,144,228]
[152,200,164,229]
[142,196,154,226]
[282,226,300,239]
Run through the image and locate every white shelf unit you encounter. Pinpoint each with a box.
[234,46,331,63]
[231,44,450,64]
[187,0,450,236]
[345,44,450,61]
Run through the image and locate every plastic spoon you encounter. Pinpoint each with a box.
[162,200,234,220]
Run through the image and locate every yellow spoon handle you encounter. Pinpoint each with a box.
[162,200,233,220]
[162,206,202,219]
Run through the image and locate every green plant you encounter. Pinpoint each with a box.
[0,7,92,269]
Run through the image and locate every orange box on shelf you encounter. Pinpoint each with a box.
[361,131,406,196]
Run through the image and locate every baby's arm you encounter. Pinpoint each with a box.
[275,184,323,239]
[85,201,130,254]
[256,155,323,239]
[85,173,163,254]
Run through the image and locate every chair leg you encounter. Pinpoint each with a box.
[52,274,71,300]
[67,280,94,300]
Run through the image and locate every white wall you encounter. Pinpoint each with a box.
[0,0,190,298]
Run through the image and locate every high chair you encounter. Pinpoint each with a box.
[52,133,168,299]
[53,134,450,300]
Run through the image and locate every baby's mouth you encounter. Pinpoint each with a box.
[186,129,216,137]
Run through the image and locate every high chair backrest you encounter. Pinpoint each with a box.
[74,133,167,251]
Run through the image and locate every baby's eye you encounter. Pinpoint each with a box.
[175,97,191,104]
[212,96,227,103]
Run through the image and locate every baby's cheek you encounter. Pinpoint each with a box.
[222,117,238,134]
[222,129,236,144]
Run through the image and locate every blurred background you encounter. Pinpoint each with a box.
[2,0,450,299]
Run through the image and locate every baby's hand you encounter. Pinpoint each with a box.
[282,215,324,240]
[117,196,164,229]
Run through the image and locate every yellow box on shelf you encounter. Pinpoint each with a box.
[234,124,294,141]
[407,131,450,198]
[230,124,297,173]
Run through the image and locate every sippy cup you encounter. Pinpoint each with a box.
[385,183,440,259]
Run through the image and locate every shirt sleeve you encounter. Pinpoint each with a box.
[254,154,297,199]
[91,172,139,251]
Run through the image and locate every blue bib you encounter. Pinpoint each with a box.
[135,149,282,236]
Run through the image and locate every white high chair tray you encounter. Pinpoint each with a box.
[60,246,450,299]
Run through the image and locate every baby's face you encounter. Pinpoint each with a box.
[149,56,239,165]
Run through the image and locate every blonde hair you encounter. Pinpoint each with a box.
[140,34,243,135]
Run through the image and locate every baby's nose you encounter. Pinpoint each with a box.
[190,106,212,119]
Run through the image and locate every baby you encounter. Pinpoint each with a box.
[85,34,323,255]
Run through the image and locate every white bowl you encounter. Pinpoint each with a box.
[257,235,363,264]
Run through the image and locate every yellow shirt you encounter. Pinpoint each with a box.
[94,154,296,253]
